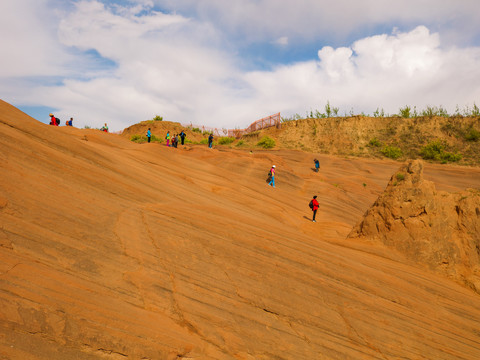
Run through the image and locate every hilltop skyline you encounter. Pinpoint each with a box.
[1,0,480,131]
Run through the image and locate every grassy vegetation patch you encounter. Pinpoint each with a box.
[130,134,163,143]
[381,145,403,159]
[420,140,462,163]
[257,136,276,149]
[465,128,480,142]
[217,137,235,145]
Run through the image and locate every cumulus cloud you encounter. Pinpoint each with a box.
[1,0,480,131]
[245,25,480,117]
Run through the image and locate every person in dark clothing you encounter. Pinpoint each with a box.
[179,130,186,145]
[310,195,319,222]
[314,159,320,172]
[208,133,214,148]
[146,128,151,143]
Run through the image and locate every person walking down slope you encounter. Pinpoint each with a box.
[165,131,170,146]
[309,195,319,222]
[208,133,214,148]
[179,130,186,145]
[268,165,276,188]
[146,128,151,143]
[314,158,320,172]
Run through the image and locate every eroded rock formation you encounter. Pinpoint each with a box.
[349,160,480,293]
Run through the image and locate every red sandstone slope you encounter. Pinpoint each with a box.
[1,99,480,359]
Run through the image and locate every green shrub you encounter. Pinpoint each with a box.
[440,152,462,163]
[373,108,385,117]
[368,137,382,147]
[399,105,412,118]
[150,134,163,143]
[152,115,163,121]
[130,134,144,143]
[192,127,202,133]
[199,138,208,145]
[396,173,405,181]
[235,140,244,146]
[130,134,163,143]
[381,145,403,159]
[217,137,235,145]
[420,140,462,162]
[256,136,276,149]
[465,128,480,142]
[421,140,444,159]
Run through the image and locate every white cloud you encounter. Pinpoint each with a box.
[1,1,480,132]
[273,37,289,46]
[0,0,68,77]
[245,26,480,117]
[152,0,480,46]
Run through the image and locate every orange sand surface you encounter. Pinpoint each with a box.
[1,99,480,359]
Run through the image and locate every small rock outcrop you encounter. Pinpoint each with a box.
[348,160,480,293]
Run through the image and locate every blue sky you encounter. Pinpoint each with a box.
[1,0,480,131]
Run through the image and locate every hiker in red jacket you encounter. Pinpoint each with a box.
[49,113,58,126]
[310,195,319,222]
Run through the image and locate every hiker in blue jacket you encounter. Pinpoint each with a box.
[268,165,276,188]
[146,128,151,143]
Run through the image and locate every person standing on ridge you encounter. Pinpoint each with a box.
[67,117,73,126]
[165,131,170,146]
[146,128,151,143]
[208,133,214,148]
[309,195,319,222]
[179,130,186,145]
[268,165,276,188]
[314,158,320,172]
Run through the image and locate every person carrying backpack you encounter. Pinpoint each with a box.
[309,195,319,222]
[179,130,186,145]
[165,131,170,146]
[49,113,59,126]
[208,133,214,148]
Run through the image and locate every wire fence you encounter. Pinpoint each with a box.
[185,112,281,139]
[227,113,281,138]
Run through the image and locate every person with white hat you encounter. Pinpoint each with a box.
[268,165,276,188]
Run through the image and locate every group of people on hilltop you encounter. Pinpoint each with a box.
[49,113,73,127]
[162,130,187,147]
[48,113,107,131]
[154,129,212,148]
